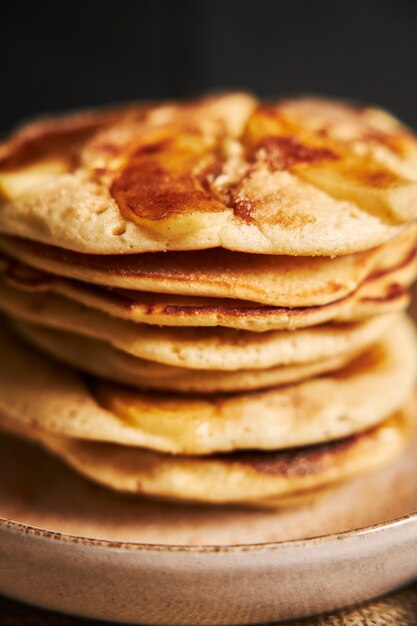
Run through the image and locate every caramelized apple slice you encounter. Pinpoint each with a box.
[298,158,417,223]
[244,105,417,224]
[0,158,69,200]
[111,127,229,237]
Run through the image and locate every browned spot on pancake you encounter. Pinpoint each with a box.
[85,283,307,317]
[114,164,208,220]
[263,206,317,229]
[361,282,407,304]
[330,345,383,381]
[137,140,180,156]
[368,244,417,281]
[243,103,341,172]
[316,128,330,139]
[92,376,248,408]
[112,164,225,222]
[110,123,229,222]
[255,105,280,119]
[229,191,256,222]
[362,129,405,156]
[220,429,369,477]
[347,166,400,189]
[157,302,274,316]
[257,135,339,170]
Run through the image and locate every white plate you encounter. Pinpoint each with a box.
[1,424,417,625]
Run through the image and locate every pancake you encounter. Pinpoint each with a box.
[1,94,417,256]
[0,277,398,370]
[0,405,412,506]
[0,317,415,454]
[1,243,415,331]
[12,320,365,393]
[0,223,415,306]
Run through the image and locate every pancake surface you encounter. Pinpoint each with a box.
[0,277,398,369]
[1,93,417,510]
[12,320,362,393]
[0,405,412,506]
[2,94,417,256]
[1,239,415,331]
[0,223,415,305]
[0,318,415,454]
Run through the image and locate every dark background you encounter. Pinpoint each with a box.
[1,0,417,134]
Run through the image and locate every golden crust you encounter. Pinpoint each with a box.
[0,238,415,332]
[0,274,399,371]
[0,223,415,307]
[0,404,412,506]
[11,320,367,394]
[1,94,417,255]
[0,317,415,455]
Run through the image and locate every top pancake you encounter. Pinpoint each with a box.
[1,93,417,256]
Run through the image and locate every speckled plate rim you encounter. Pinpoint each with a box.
[2,508,417,552]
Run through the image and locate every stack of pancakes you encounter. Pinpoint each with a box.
[0,93,417,507]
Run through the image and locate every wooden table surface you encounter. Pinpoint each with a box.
[1,582,417,625]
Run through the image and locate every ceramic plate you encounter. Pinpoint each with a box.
[1,424,417,625]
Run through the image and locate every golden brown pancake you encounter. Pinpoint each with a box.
[1,241,415,331]
[12,320,366,393]
[0,405,412,506]
[0,223,415,306]
[0,277,398,370]
[1,94,417,256]
[1,92,417,510]
[0,317,415,455]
